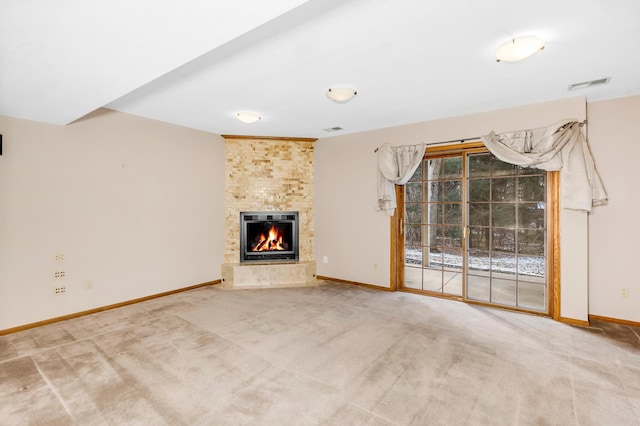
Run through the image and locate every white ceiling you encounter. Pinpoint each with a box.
[2,0,640,139]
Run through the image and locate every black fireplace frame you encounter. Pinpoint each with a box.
[240,211,299,263]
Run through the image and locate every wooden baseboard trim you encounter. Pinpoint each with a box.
[557,316,590,327]
[316,276,394,292]
[0,280,221,336]
[589,314,640,327]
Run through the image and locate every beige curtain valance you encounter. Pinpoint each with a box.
[482,119,607,212]
[376,143,427,216]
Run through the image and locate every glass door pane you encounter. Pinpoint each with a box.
[404,155,463,296]
[466,153,547,312]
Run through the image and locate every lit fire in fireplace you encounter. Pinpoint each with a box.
[251,224,287,251]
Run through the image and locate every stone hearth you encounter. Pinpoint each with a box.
[220,261,317,289]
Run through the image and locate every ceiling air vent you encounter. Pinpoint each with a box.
[568,77,611,91]
[323,126,343,133]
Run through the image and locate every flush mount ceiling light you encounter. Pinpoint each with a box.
[236,111,261,124]
[496,36,545,62]
[326,87,357,103]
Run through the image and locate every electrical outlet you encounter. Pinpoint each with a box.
[53,270,66,280]
[84,280,93,290]
[53,285,67,295]
[53,252,65,263]
[374,262,378,270]
[323,256,328,264]
[621,288,630,298]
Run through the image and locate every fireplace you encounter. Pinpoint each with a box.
[240,211,299,263]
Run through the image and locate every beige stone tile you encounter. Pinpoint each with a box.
[224,137,315,263]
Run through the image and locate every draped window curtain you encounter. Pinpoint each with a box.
[481,119,607,212]
[376,143,427,216]
[376,119,606,215]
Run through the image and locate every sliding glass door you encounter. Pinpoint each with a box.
[402,147,550,313]
[404,155,463,296]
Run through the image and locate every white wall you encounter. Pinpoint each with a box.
[315,97,589,321]
[587,96,640,322]
[315,133,389,286]
[0,109,226,330]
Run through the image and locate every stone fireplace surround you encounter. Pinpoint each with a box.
[220,135,317,289]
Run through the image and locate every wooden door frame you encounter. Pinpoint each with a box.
[390,185,404,291]
[548,171,561,320]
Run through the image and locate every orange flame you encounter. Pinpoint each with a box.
[251,224,287,251]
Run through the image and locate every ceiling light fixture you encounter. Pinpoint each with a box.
[236,111,261,124]
[326,87,357,103]
[496,36,545,62]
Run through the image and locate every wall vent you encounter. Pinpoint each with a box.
[568,77,611,91]
[323,126,343,133]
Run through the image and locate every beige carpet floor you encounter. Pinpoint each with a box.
[1,281,639,425]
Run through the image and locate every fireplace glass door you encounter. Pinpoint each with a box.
[240,212,299,262]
